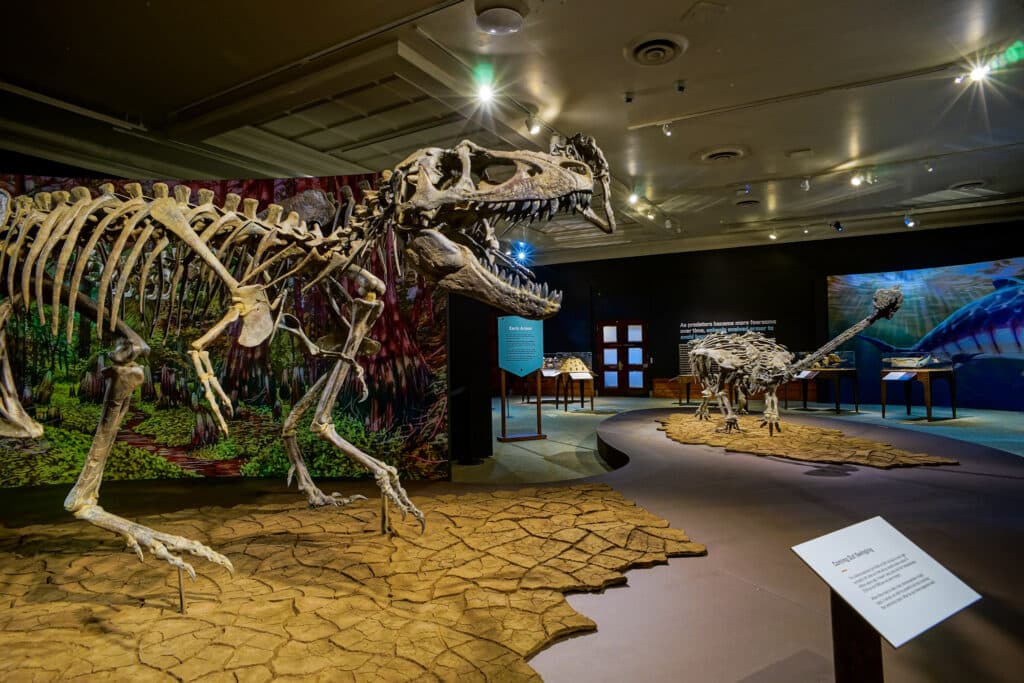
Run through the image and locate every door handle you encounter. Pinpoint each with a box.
[617,361,623,370]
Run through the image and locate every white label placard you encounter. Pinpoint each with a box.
[795,370,818,380]
[792,517,980,648]
[883,371,915,381]
[541,369,561,378]
[568,371,593,381]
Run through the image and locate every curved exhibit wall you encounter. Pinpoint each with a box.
[0,173,450,487]
[530,222,1024,411]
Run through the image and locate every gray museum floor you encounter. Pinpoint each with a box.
[452,396,1024,485]
[454,397,1022,683]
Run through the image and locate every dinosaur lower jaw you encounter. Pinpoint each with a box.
[437,257,561,319]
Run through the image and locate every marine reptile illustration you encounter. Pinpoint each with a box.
[692,287,903,434]
[859,277,1024,363]
[0,134,615,578]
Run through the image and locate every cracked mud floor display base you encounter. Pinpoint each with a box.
[0,484,705,682]
[658,414,958,468]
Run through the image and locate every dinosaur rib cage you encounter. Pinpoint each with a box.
[0,182,374,343]
[690,331,795,394]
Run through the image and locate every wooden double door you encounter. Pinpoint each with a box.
[597,319,648,396]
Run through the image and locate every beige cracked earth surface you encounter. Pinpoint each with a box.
[658,414,958,468]
[0,483,705,681]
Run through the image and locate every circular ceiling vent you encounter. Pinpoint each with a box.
[949,179,985,191]
[735,199,761,207]
[624,32,689,67]
[476,7,524,35]
[699,146,748,162]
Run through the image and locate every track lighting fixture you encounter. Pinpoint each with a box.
[662,123,672,137]
[850,174,864,187]
[628,192,639,204]
[526,115,541,135]
[800,178,811,192]
[903,213,916,228]
[768,231,778,240]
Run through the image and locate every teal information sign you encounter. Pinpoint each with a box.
[497,316,544,377]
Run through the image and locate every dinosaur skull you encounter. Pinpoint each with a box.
[392,138,612,319]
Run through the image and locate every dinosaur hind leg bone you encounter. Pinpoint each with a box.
[281,368,366,508]
[307,295,425,533]
[63,336,233,579]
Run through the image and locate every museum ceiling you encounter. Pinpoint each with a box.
[1,0,1022,264]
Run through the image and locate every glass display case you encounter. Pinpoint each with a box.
[543,352,593,373]
[882,351,952,369]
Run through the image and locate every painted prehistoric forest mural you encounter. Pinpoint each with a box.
[0,173,449,487]
[828,256,1024,410]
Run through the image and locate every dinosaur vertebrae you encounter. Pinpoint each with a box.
[0,182,374,344]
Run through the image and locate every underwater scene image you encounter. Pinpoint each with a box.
[828,257,1024,411]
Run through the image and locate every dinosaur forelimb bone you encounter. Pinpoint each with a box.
[760,388,782,435]
[188,308,241,435]
[63,337,233,579]
[714,388,741,433]
[696,390,713,421]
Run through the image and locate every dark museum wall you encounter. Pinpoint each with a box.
[447,221,1022,462]
[534,222,1023,380]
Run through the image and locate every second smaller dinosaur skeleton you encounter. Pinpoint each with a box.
[691,287,903,434]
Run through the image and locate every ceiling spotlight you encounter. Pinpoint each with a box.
[526,115,541,135]
[799,177,811,192]
[662,123,673,137]
[850,174,864,187]
[768,231,778,240]
[832,221,844,232]
[969,65,990,82]
[924,161,934,173]
[646,212,655,220]
[517,250,527,260]
[903,213,916,228]
[954,74,965,84]
[477,83,495,102]
[628,192,639,204]
[802,227,810,234]
[664,219,673,229]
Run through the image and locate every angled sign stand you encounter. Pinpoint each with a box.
[496,316,546,442]
[793,516,981,682]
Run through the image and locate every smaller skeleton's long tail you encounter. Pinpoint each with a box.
[784,286,903,379]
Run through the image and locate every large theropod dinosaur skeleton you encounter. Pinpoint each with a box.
[691,287,903,435]
[0,134,614,578]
